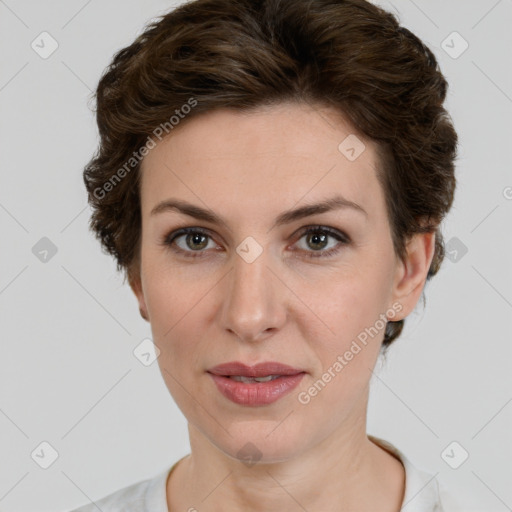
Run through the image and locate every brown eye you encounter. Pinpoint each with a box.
[184,232,209,251]
[294,226,350,258]
[163,228,217,258]
[305,231,329,251]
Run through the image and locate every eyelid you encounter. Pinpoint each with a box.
[292,224,350,243]
[163,227,220,257]
[289,225,350,258]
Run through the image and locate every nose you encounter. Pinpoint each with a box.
[219,246,287,343]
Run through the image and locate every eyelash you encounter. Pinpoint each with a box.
[161,225,350,259]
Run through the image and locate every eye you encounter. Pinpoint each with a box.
[293,226,350,258]
[163,227,218,258]
[161,225,350,259]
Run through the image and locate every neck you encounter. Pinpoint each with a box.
[167,409,405,512]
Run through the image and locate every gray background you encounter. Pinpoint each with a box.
[1,0,511,510]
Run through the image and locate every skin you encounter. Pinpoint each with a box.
[129,102,435,512]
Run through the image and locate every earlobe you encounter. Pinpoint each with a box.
[390,231,436,320]
[128,273,150,322]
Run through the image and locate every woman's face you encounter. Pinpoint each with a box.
[132,102,432,463]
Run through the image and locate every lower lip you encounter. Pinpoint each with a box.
[208,373,305,406]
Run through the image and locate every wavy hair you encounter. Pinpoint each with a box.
[84,0,458,346]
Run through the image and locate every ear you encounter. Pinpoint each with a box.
[389,231,436,321]
[128,272,150,322]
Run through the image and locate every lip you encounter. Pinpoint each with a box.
[208,361,305,378]
[207,361,306,406]
[208,373,305,406]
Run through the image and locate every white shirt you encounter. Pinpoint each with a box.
[68,437,462,511]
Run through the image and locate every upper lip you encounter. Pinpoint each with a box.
[207,361,305,377]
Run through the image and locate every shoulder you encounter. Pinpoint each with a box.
[67,465,172,512]
[369,435,464,512]
[438,483,465,512]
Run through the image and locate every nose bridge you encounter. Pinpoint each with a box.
[220,243,284,341]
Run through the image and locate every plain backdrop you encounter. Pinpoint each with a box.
[1,0,511,510]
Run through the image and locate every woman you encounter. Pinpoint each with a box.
[70,0,461,510]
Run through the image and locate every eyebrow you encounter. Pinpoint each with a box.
[150,195,367,229]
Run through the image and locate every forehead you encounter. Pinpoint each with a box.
[139,102,384,221]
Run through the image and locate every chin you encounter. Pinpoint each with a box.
[213,422,306,465]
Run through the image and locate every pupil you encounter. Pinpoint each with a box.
[309,232,327,250]
[188,233,207,250]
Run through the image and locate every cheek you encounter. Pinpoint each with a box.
[141,265,204,358]
[145,274,207,410]
[296,277,387,416]
[142,245,209,316]
[297,262,391,347]
[292,265,392,406]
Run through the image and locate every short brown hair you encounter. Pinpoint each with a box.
[84,0,458,346]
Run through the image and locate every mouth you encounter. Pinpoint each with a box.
[207,361,306,406]
[226,374,283,383]
[207,361,305,378]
